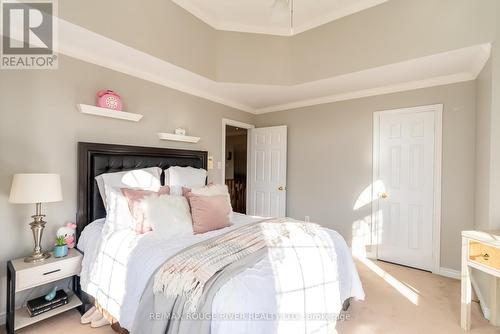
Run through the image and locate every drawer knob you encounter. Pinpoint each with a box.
[483,253,490,260]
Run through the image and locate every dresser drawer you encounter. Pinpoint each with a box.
[15,255,81,292]
[469,241,500,270]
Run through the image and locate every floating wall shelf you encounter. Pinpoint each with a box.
[77,104,143,122]
[158,132,200,143]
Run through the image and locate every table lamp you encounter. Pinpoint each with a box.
[9,174,63,263]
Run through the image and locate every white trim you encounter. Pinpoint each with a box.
[172,0,388,36]
[158,133,200,143]
[369,112,380,260]
[77,104,143,122]
[471,274,491,320]
[372,104,443,274]
[221,119,254,213]
[438,267,461,280]
[254,73,474,114]
[433,107,443,275]
[291,0,388,36]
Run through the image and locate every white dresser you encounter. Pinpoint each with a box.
[461,230,500,330]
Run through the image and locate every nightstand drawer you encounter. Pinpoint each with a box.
[15,255,81,292]
[469,241,500,270]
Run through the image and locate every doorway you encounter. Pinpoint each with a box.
[222,119,288,218]
[372,104,442,273]
[224,124,249,214]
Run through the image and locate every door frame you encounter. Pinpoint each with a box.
[221,118,255,212]
[371,104,443,274]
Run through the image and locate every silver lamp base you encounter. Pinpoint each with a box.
[24,252,51,263]
[25,203,51,263]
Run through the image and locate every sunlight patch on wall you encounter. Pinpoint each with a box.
[353,180,385,211]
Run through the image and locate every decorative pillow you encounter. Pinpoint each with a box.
[145,195,193,239]
[183,184,233,218]
[121,186,170,234]
[188,195,231,234]
[164,166,207,188]
[95,167,162,211]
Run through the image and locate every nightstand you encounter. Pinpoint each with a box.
[6,248,83,334]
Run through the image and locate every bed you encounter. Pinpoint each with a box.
[75,142,364,334]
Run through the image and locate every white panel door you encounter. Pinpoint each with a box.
[377,110,435,271]
[248,126,287,217]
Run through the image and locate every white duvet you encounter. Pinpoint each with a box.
[78,214,364,333]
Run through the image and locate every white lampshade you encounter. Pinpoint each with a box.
[9,174,63,204]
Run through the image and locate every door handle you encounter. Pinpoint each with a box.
[380,192,389,199]
[278,186,286,191]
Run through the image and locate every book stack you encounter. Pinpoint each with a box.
[26,290,69,317]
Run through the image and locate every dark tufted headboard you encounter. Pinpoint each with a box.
[76,142,208,240]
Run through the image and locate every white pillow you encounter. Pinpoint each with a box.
[95,167,162,210]
[164,166,207,188]
[145,194,193,239]
[102,186,135,234]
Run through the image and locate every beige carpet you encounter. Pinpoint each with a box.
[1,259,496,334]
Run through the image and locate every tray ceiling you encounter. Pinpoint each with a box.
[56,18,490,114]
[172,0,388,36]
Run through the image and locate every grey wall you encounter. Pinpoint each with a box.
[472,56,493,317]
[0,55,254,319]
[255,81,476,271]
[471,5,500,315]
[215,31,291,85]
[291,0,496,83]
[475,58,492,231]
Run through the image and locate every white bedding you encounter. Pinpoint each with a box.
[78,214,364,333]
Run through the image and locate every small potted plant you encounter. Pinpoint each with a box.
[54,235,68,258]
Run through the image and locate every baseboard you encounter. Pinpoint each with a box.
[470,274,491,320]
[437,267,460,279]
[0,311,5,325]
[436,268,490,320]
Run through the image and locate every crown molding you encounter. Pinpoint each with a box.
[172,0,388,37]
[253,72,476,114]
[292,0,388,35]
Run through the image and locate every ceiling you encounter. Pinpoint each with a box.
[172,0,389,36]
[57,18,491,114]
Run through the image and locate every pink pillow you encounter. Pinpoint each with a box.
[121,186,170,234]
[188,194,231,234]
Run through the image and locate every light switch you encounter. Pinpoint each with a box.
[207,156,214,170]
[217,161,222,169]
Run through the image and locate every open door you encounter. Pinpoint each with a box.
[248,126,287,217]
[224,125,248,214]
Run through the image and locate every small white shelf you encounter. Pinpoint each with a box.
[158,132,200,143]
[78,104,143,122]
[14,292,82,330]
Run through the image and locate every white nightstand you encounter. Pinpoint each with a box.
[5,248,83,334]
